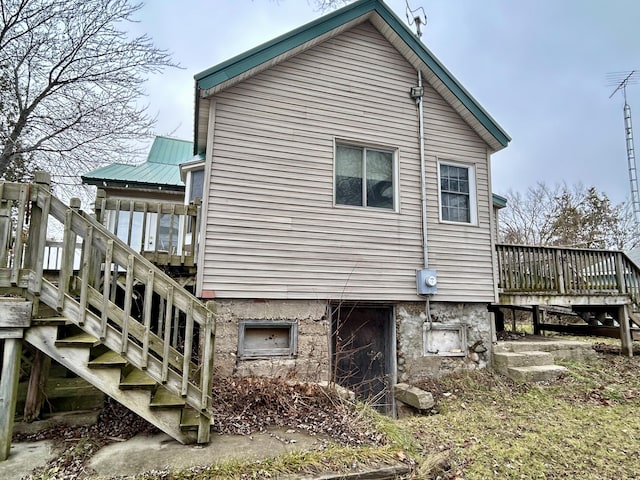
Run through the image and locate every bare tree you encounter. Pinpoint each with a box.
[309,0,353,12]
[499,182,638,251]
[499,182,558,246]
[0,0,175,186]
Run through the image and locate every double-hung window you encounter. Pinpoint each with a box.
[335,144,396,210]
[438,161,477,224]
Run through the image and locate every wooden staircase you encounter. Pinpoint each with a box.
[0,173,216,456]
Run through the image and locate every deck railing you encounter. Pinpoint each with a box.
[496,243,640,307]
[94,189,200,268]
[0,174,215,442]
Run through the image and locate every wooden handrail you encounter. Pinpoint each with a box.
[0,176,215,424]
[94,189,200,266]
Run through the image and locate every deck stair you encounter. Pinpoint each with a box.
[493,339,595,382]
[0,173,217,453]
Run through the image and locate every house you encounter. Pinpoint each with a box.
[82,136,200,260]
[190,0,510,407]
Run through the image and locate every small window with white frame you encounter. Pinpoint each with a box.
[238,319,298,359]
[335,143,397,210]
[438,161,477,224]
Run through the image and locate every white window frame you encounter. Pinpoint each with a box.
[238,319,298,359]
[333,140,399,212]
[437,160,477,225]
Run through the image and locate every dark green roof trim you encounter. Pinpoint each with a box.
[194,0,510,149]
[81,177,185,192]
[195,0,377,90]
[492,193,508,209]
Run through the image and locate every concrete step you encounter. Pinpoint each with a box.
[493,351,554,375]
[507,365,568,383]
[494,339,596,361]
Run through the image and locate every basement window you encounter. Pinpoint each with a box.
[423,323,467,357]
[238,320,298,358]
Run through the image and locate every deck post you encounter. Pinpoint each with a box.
[619,304,633,357]
[532,305,542,336]
[0,338,22,461]
[94,189,106,225]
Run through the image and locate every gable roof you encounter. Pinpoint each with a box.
[82,136,194,191]
[193,0,510,154]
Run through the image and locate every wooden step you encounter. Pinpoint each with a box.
[150,387,186,408]
[120,369,156,390]
[180,408,204,431]
[32,316,69,326]
[88,351,127,369]
[55,332,100,348]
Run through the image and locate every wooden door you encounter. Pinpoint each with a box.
[331,305,392,412]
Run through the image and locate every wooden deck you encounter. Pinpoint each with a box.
[495,243,640,356]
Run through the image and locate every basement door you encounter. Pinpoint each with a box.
[331,305,393,412]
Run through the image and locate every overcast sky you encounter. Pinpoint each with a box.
[132,0,640,205]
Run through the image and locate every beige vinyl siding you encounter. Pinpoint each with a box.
[201,21,495,302]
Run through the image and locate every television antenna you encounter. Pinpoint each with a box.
[406,1,426,37]
[609,70,640,223]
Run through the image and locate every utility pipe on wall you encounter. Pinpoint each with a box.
[417,70,428,270]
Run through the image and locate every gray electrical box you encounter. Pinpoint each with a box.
[416,269,438,295]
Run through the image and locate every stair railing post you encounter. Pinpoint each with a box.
[58,198,80,309]
[0,200,11,268]
[25,172,51,314]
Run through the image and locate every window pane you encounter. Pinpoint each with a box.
[366,150,393,209]
[336,146,363,206]
[189,169,204,203]
[157,213,179,252]
[440,164,471,223]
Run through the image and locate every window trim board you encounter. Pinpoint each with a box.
[436,159,478,225]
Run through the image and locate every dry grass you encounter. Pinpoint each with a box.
[404,343,640,479]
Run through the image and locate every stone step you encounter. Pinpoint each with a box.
[494,339,596,361]
[493,351,554,375]
[507,365,568,383]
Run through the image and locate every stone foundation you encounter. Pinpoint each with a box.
[396,301,492,382]
[211,299,492,384]
[213,299,330,381]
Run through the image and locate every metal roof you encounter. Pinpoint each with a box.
[82,136,194,190]
[194,0,510,154]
